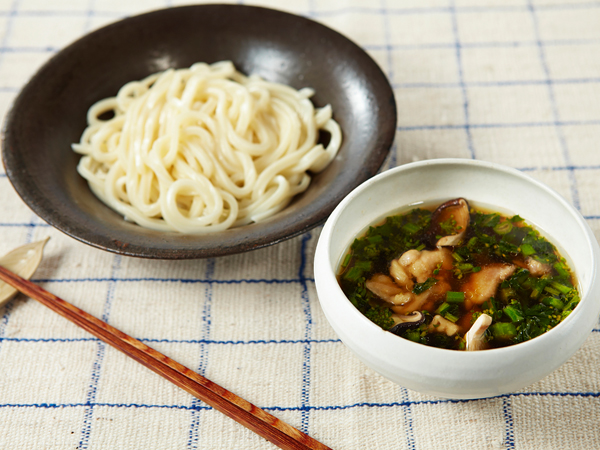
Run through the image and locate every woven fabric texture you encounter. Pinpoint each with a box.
[0,1,599,449]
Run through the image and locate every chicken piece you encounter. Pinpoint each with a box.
[512,256,552,277]
[392,247,453,284]
[427,314,460,336]
[365,272,450,313]
[367,247,452,313]
[465,313,492,351]
[524,257,552,277]
[365,274,403,303]
[391,280,451,315]
[389,259,414,290]
[462,264,516,310]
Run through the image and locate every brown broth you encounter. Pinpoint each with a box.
[337,198,579,351]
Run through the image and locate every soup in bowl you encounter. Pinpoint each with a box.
[314,158,600,399]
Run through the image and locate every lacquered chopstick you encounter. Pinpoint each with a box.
[0,265,331,450]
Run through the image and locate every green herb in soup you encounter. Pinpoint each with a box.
[337,198,579,351]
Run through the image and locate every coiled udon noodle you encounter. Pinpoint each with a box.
[72,61,342,233]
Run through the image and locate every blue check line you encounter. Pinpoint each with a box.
[399,385,416,449]
[0,2,594,20]
[397,119,600,131]
[299,232,315,434]
[1,390,598,414]
[449,0,475,160]
[0,35,599,58]
[0,45,59,53]
[0,9,119,18]
[4,73,600,93]
[0,401,204,411]
[311,2,600,17]
[5,330,599,346]
[0,336,341,345]
[0,0,19,72]
[31,276,310,284]
[186,257,215,449]
[380,0,395,84]
[283,390,600,411]
[517,164,600,172]
[393,77,600,90]
[535,1,600,10]
[0,336,96,343]
[0,223,50,227]
[528,1,581,213]
[82,1,96,34]
[502,396,516,449]
[363,37,600,52]
[142,337,341,346]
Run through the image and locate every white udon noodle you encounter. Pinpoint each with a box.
[72,61,342,233]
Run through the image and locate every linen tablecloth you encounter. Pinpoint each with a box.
[1,1,599,449]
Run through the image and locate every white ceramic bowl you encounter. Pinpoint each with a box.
[314,158,600,399]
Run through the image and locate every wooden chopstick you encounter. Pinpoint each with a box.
[0,265,331,450]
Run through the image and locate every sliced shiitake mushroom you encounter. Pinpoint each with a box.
[388,311,425,335]
[426,198,470,247]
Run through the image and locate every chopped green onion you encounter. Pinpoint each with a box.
[553,262,570,278]
[503,305,524,322]
[542,296,565,310]
[491,322,517,340]
[550,281,572,295]
[412,277,437,295]
[452,252,464,262]
[544,286,561,296]
[402,223,421,234]
[436,302,451,315]
[561,310,573,321]
[344,267,363,282]
[499,287,517,302]
[521,244,536,256]
[354,261,372,271]
[367,234,383,244]
[521,276,535,290]
[404,330,421,342]
[446,291,465,303]
[563,296,580,312]
[483,214,500,227]
[445,313,459,323]
[493,221,513,235]
[529,278,549,299]
[341,253,351,268]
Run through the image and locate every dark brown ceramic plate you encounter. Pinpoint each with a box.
[1,4,396,259]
